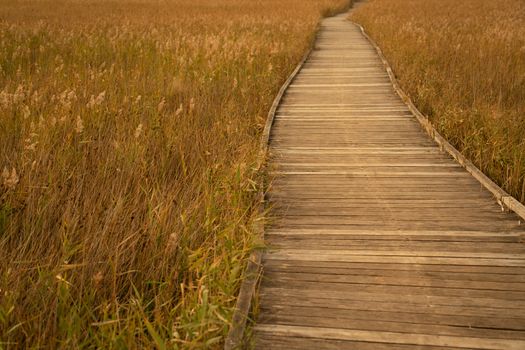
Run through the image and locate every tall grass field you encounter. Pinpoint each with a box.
[0,0,349,348]
[352,0,525,203]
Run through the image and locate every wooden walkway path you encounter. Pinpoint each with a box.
[254,11,525,350]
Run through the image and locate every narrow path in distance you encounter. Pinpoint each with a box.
[254,10,525,350]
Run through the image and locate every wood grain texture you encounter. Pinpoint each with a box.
[254,9,525,350]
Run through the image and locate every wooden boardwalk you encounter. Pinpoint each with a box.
[254,11,525,350]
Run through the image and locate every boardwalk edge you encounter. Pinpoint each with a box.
[224,46,313,350]
[352,20,525,222]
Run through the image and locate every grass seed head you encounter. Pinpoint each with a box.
[2,167,19,190]
[75,115,84,133]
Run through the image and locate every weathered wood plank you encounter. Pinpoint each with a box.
[262,260,525,274]
[260,304,525,330]
[256,324,525,348]
[263,265,525,283]
[259,286,525,309]
[266,240,525,254]
[262,271,525,291]
[256,324,525,349]
[255,335,465,350]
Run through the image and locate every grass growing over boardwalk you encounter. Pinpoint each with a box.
[0,0,348,348]
[352,0,525,203]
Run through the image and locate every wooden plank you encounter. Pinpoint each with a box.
[268,192,496,198]
[266,240,525,254]
[261,279,525,300]
[255,335,464,350]
[266,229,522,240]
[270,171,466,176]
[255,324,525,349]
[291,83,391,87]
[269,177,478,184]
[263,265,525,283]
[260,304,525,330]
[268,250,525,261]
[271,146,436,150]
[264,251,525,267]
[262,271,525,291]
[264,228,524,237]
[259,286,525,309]
[262,259,525,274]
[268,223,523,231]
[260,293,525,319]
[273,163,461,167]
[268,211,514,221]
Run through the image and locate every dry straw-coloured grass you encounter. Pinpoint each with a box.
[353,0,525,203]
[0,0,348,348]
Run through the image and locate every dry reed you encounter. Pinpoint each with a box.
[352,0,525,203]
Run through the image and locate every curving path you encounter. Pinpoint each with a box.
[254,11,525,350]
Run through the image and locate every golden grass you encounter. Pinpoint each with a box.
[352,0,525,203]
[0,0,349,348]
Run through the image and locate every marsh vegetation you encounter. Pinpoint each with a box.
[0,0,348,348]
